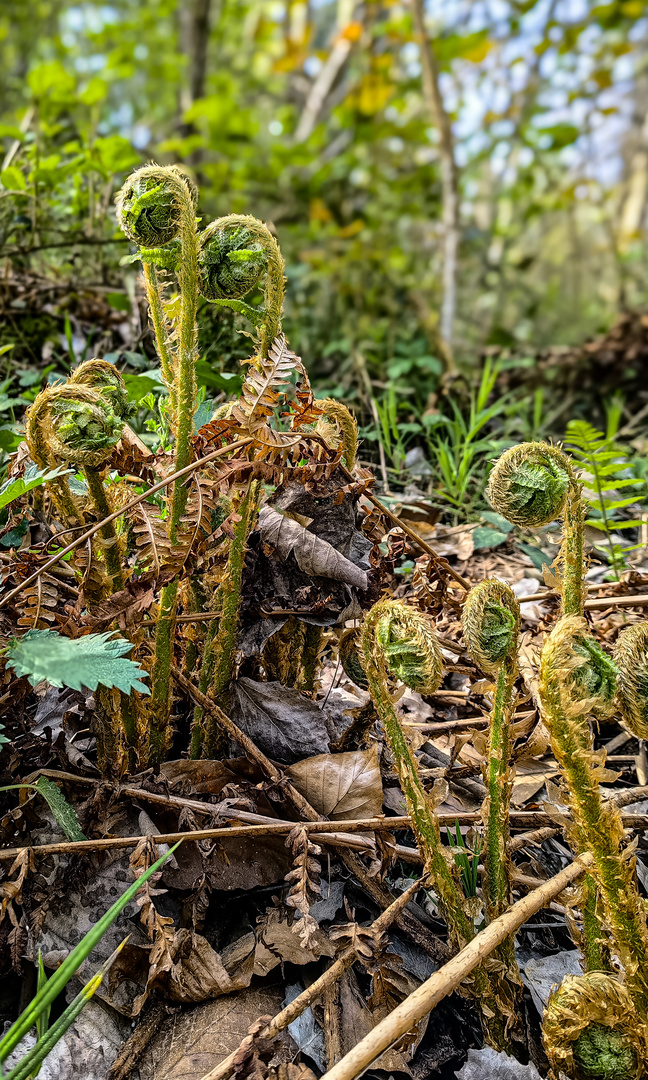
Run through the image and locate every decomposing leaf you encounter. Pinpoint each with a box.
[284,825,322,949]
[231,679,331,764]
[138,986,294,1080]
[286,747,383,820]
[454,1047,543,1079]
[258,506,368,590]
[522,950,583,1016]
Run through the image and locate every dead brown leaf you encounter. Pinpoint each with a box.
[286,747,383,820]
[258,506,368,590]
[138,986,294,1080]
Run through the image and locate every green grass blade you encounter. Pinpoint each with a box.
[0,843,179,1062]
[2,945,123,1080]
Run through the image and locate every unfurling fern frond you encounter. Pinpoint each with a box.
[360,598,508,1049]
[314,398,359,471]
[543,972,648,1080]
[228,333,307,458]
[488,441,585,617]
[540,615,648,1015]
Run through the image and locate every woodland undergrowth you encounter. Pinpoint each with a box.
[0,165,647,1080]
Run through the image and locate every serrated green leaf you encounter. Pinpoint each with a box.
[5,630,150,695]
[0,465,72,511]
[34,777,86,842]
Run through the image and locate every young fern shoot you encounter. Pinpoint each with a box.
[488,441,584,616]
[488,441,648,1035]
[462,580,521,986]
[543,971,648,1080]
[359,598,511,1052]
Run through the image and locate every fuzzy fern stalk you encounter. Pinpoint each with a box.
[540,615,648,1014]
[315,398,358,471]
[614,623,648,740]
[360,598,511,1051]
[462,579,521,987]
[190,481,261,759]
[488,441,585,617]
[296,623,323,694]
[543,972,648,1080]
[117,163,202,760]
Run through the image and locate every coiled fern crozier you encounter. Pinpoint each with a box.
[488,442,648,1031]
[462,580,521,988]
[25,372,129,595]
[488,441,584,616]
[359,598,512,1051]
[314,398,359,472]
[543,972,648,1080]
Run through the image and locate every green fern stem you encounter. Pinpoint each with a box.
[360,599,509,1051]
[462,579,521,991]
[83,467,124,593]
[561,475,585,617]
[190,482,261,759]
[142,262,177,421]
[540,616,648,1015]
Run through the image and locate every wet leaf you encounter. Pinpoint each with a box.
[138,986,293,1080]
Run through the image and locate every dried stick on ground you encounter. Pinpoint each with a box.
[318,852,595,1080]
[197,876,427,1080]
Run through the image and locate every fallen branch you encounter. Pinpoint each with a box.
[318,852,595,1080]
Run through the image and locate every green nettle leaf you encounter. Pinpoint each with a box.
[34,777,86,842]
[0,464,72,511]
[5,630,151,696]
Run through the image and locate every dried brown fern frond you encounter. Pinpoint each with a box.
[284,824,322,949]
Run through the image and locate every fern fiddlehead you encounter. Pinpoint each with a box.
[315,398,359,472]
[462,580,521,986]
[614,623,648,740]
[543,972,648,1080]
[488,441,584,616]
[540,615,648,1014]
[198,213,285,359]
[488,441,616,972]
[360,598,510,1050]
[25,380,127,592]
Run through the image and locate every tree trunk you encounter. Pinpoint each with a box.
[411,0,460,362]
